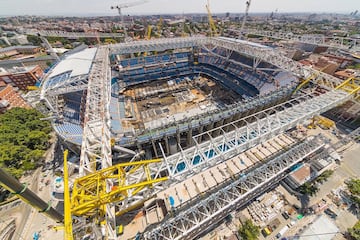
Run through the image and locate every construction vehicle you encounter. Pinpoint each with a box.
[307,116,335,130]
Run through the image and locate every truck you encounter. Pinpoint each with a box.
[276,225,289,239]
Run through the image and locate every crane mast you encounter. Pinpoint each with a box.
[240,0,252,35]
[111,0,147,42]
[0,168,64,223]
[206,0,217,37]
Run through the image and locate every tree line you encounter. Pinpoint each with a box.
[0,108,51,178]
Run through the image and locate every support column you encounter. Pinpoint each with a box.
[152,140,159,158]
[213,119,224,137]
[164,136,170,155]
[187,123,193,147]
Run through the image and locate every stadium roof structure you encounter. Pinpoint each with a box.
[47,48,96,79]
[34,35,360,239]
[40,47,97,105]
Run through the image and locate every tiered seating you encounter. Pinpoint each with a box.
[110,96,122,134]
[53,122,83,145]
[62,92,82,124]
[43,71,71,89]
[199,54,273,92]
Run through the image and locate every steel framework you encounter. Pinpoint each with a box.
[111,89,350,216]
[80,46,112,175]
[152,89,349,183]
[110,37,202,55]
[36,36,359,238]
[143,135,326,240]
[79,46,116,238]
[23,29,124,39]
[71,159,168,217]
[24,29,360,52]
[228,28,360,52]
[134,86,294,144]
[42,74,89,97]
[206,37,343,88]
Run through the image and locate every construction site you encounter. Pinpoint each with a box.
[0,1,360,240]
[3,35,355,240]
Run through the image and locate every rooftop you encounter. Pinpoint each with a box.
[47,47,97,79]
[299,215,339,240]
[0,65,38,75]
[0,45,39,54]
[289,163,311,184]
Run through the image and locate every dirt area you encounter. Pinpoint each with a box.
[121,76,242,131]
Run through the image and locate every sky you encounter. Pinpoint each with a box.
[0,0,359,16]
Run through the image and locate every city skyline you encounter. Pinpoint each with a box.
[0,0,359,16]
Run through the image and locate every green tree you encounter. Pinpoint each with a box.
[25,149,45,163]
[316,170,334,183]
[346,179,360,207]
[298,182,319,196]
[26,130,50,150]
[27,35,42,46]
[0,108,51,179]
[348,221,360,240]
[238,219,260,240]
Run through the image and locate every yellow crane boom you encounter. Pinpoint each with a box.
[70,158,167,216]
[206,0,217,37]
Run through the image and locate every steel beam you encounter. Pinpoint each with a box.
[0,168,64,223]
[157,89,349,183]
[110,37,203,55]
[79,46,116,239]
[228,28,360,52]
[23,29,124,39]
[206,37,344,88]
[143,135,326,240]
[116,89,350,214]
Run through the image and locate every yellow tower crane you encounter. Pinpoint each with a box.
[0,150,168,240]
[206,0,218,37]
[157,17,163,37]
[293,64,333,93]
[146,25,152,40]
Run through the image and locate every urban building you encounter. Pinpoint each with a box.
[285,164,314,189]
[0,81,30,112]
[0,65,43,90]
[0,45,40,59]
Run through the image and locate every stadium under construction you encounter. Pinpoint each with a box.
[29,36,359,239]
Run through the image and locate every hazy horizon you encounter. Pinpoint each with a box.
[0,0,359,17]
[0,11,357,18]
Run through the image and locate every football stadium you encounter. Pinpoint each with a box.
[38,36,353,239]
